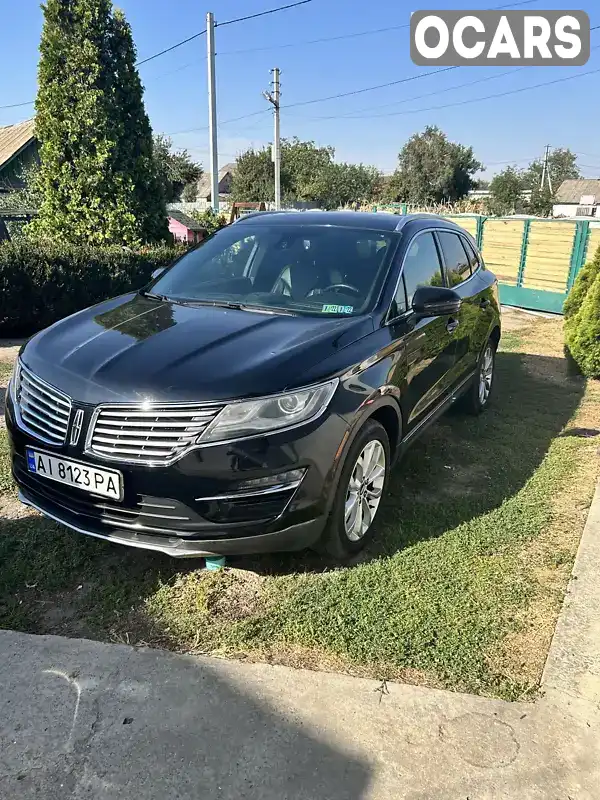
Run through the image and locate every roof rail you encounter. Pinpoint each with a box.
[393,212,460,232]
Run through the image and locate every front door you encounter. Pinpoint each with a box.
[388,231,457,433]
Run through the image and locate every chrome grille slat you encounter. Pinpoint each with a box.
[93,425,203,437]
[20,404,67,435]
[24,371,71,408]
[17,365,72,445]
[88,403,224,465]
[20,387,70,418]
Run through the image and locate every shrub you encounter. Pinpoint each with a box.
[0,240,182,336]
[565,271,600,378]
[563,246,600,319]
[190,208,227,236]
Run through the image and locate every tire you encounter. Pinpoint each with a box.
[319,419,391,561]
[460,337,497,415]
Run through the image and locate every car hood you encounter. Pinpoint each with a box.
[22,293,373,404]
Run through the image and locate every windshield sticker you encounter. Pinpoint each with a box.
[322,304,354,314]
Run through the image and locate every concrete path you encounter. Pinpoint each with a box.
[1,484,599,799]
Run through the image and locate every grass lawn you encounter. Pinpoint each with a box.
[0,311,598,700]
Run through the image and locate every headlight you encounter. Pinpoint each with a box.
[200,379,338,443]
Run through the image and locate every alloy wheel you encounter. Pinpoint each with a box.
[479,345,494,406]
[344,440,386,542]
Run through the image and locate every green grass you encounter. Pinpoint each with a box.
[0,317,598,699]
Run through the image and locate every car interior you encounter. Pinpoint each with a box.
[159,227,392,314]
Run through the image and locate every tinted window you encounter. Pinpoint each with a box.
[401,232,443,308]
[463,237,481,272]
[152,224,393,317]
[437,232,471,287]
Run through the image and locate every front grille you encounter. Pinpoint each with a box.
[87,403,224,465]
[16,363,72,445]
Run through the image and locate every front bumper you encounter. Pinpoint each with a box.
[6,390,347,557]
[18,488,325,557]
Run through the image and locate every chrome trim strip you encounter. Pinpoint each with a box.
[195,478,303,502]
[18,490,214,558]
[401,370,476,445]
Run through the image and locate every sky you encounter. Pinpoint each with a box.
[2,0,600,179]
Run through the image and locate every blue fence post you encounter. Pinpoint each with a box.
[516,219,531,288]
[476,215,486,249]
[567,220,590,291]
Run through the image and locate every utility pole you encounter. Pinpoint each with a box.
[206,12,219,212]
[540,144,552,193]
[263,68,281,210]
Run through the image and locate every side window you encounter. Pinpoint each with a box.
[401,232,444,308]
[437,232,471,287]
[463,237,481,273]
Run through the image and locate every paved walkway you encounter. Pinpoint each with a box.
[1,484,599,799]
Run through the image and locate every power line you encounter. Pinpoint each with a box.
[167,108,271,136]
[1,0,315,109]
[304,64,600,120]
[216,0,313,29]
[291,67,527,120]
[136,30,207,67]
[217,0,539,56]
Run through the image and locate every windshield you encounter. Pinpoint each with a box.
[150,223,395,317]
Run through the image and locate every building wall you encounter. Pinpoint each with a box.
[0,140,39,191]
[553,203,598,219]
[168,218,194,243]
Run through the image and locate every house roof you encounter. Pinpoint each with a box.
[196,162,236,199]
[168,209,205,231]
[0,119,36,171]
[555,179,600,204]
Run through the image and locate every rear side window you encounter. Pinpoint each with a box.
[437,231,471,287]
[400,232,444,309]
[463,236,481,272]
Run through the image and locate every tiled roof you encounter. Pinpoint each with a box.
[196,162,236,199]
[0,119,36,171]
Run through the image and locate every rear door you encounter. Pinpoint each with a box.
[388,231,458,432]
[436,230,492,387]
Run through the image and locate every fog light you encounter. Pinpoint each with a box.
[236,469,306,491]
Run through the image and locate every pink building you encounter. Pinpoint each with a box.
[167,210,206,244]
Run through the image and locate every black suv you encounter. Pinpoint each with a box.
[6,212,500,559]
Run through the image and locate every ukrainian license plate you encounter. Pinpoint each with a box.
[25,448,123,500]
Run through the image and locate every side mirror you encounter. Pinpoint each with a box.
[412,285,461,318]
[151,267,166,281]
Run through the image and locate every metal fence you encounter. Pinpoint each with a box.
[371,206,600,314]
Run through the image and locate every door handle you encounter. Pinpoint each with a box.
[446,318,459,334]
[479,299,491,309]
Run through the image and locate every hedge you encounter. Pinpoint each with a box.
[0,241,183,336]
[563,246,600,320]
[565,270,600,379]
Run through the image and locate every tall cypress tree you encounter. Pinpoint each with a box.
[31,0,167,245]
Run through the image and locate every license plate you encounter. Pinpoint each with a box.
[26,448,123,501]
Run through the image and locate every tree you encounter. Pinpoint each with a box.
[523,148,580,194]
[230,147,274,203]
[29,0,167,245]
[312,162,383,209]
[486,166,525,216]
[231,137,380,208]
[523,148,581,217]
[153,134,202,203]
[386,126,482,204]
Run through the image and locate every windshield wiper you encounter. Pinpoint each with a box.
[177,299,297,315]
[140,289,171,302]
